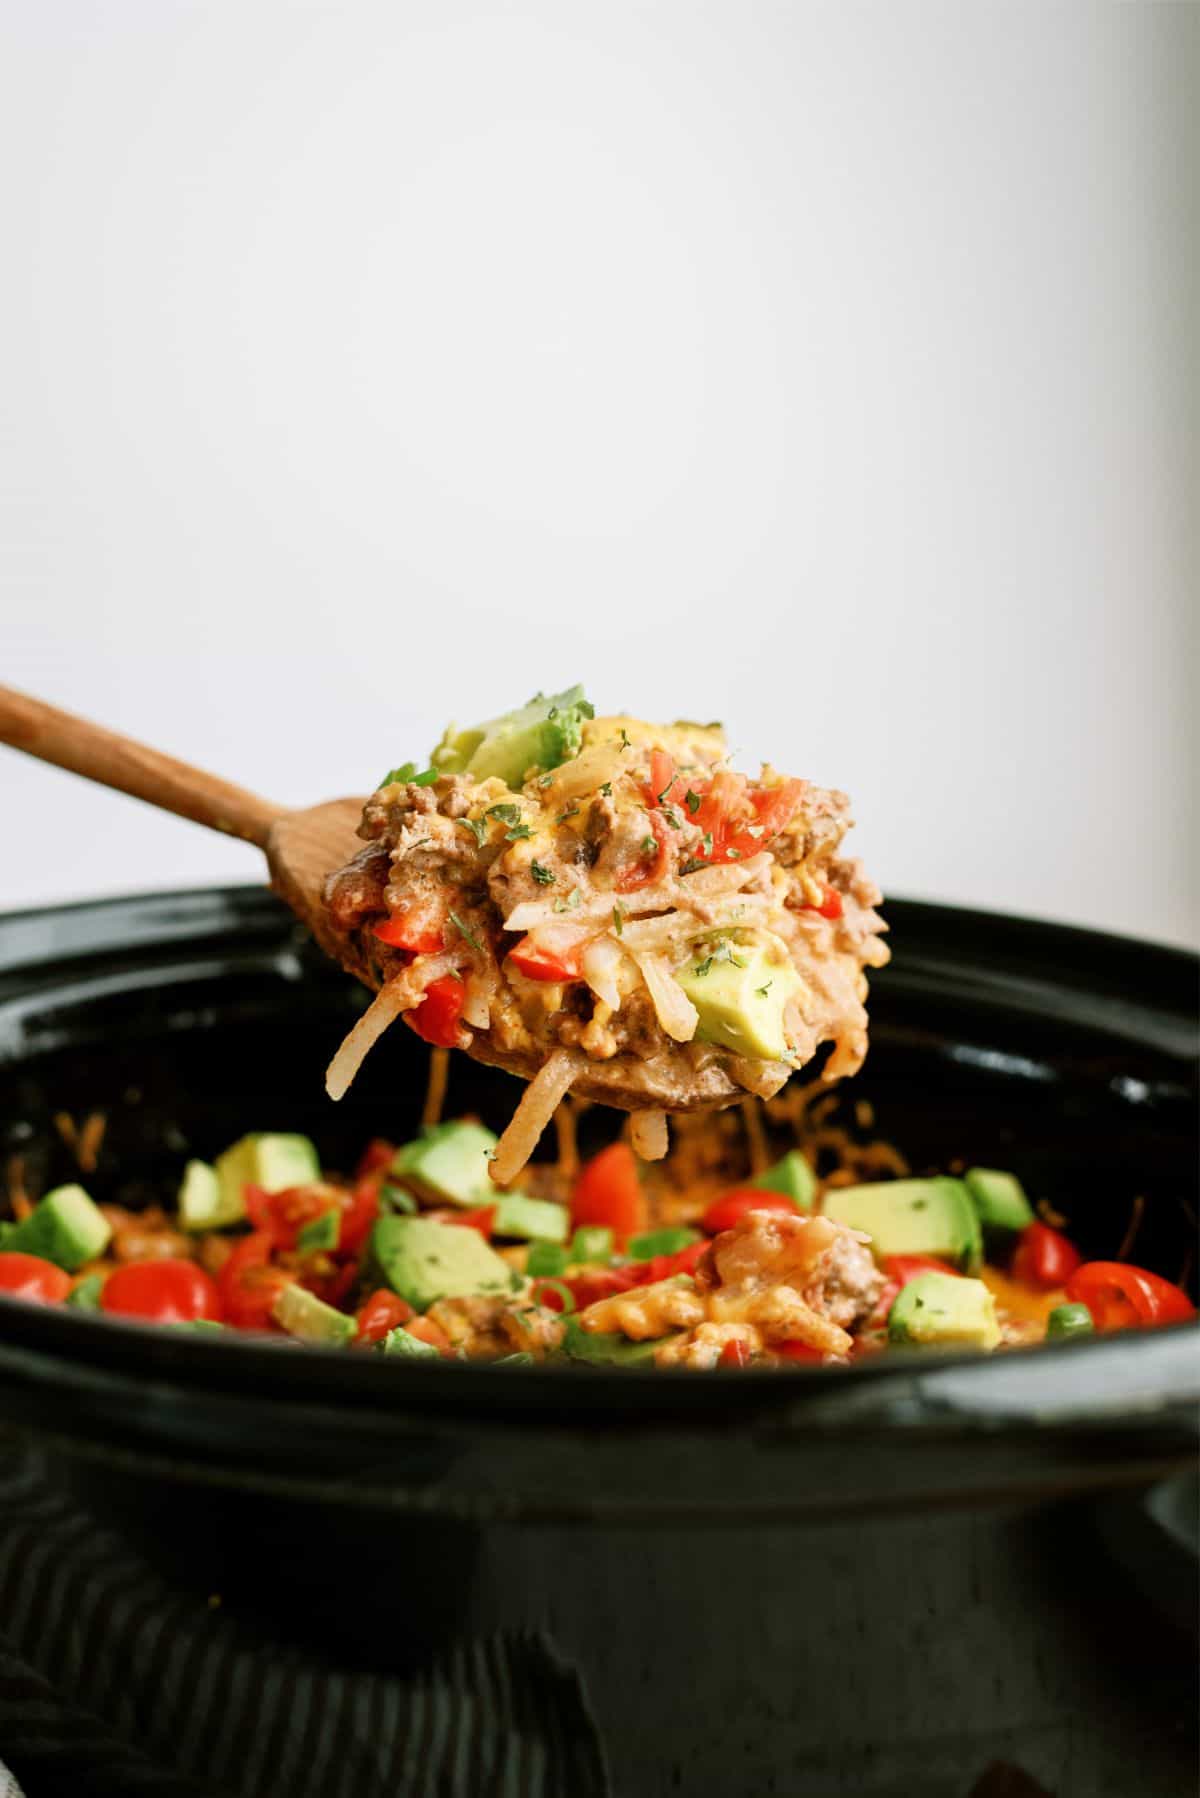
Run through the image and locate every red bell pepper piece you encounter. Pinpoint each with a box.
[409,975,467,1048]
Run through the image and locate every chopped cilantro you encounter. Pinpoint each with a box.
[756,981,773,998]
[700,832,713,856]
[679,857,706,876]
[557,804,581,823]
[538,773,555,788]
[531,861,556,886]
[618,728,632,751]
[727,846,741,860]
[380,762,439,788]
[506,823,533,841]
[612,903,625,937]
[410,836,432,849]
[449,911,482,952]
[693,955,715,978]
[486,803,523,826]
[686,790,701,814]
[599,781,613,797]
[457,816,487,847]
[661,803,684,830]
[641,835,657,856]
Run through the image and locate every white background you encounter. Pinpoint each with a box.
[2,3,1196,948]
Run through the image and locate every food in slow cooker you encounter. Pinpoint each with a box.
[321,690,889,1180]
[2,1094,1192,1367]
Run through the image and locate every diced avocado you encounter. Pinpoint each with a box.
[391,1121,498,1208]
[178,1161,223,1232]
[887,1271,1000,1351]
[5,1184,111,1272]
[431,687,595,789]
[381,1325,441,1359]
[964,1167,1035,1234]
[562,1318,682,1366]
[754,1150,816,1211]
[270,1282,356,1347]
[213,1134,321,1229]
[676,936,804,1063]
[822,1178,983,1273]
[1046,1302,1094,1340]
[527,1241,569,1278]
[296,1207,340,1253]
[67,1272,106,1311]
[492,1194,570,1243]
[570,1225,613,1265]
[628,1226,701,1260]
[367,1216,513,1312]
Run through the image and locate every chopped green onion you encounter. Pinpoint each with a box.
[628,1227,702,1260]
[527,1241,569,1278]
[570,1225,614,1265]
[612,903,625,938]
[530,1278,576,1314]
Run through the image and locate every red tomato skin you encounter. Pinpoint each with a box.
[218,1232,295,1330]
[355,1288,414,1344]
[508,938,584,982]
[409,976,467,1048]
[571,1143,648,1247]
[700,1189,800,1235]
[1065,1262,1197,1332]
[719,1339,752,1368]
[1012,1222,1082,1290]
[884,1254,960,1285]
[101,1258,222,1325]
[0,1252,72,1305]
[563,1265,642,1310]
[775,1340,825,1363]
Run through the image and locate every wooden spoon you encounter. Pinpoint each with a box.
[0,685,747,1116]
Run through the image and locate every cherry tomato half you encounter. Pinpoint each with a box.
[718,1338,752,1368]
[700,1189,800,1235]
[0,1251,72,1305]
[217,1232,296,1331]
[354,1288,414,1345]
[1011,1222,1082,1290]
[101,1257,222,1325]
[884,1254,961,1286]
[571,1143,648,1248]
[1064,1262,1196,1333]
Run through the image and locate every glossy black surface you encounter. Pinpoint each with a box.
[0,888,1196,1797]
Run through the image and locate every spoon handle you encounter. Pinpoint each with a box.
[0,684,284,850]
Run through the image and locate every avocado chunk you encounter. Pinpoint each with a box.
[212,1134,321,1229]
[1046,1302,1094,1340]
[178,1161,222,1232]
[675,936,804,1062]
[6,1184,111,1272]
[964,1167,1035,1234]
[431,686,595,789]
[296,1207,340,1253]
[491,1194,570,1243]
[887,1271,1000,1350]
[270,1282,357,1347]
[381,1325,441,1359]
[368,1216,514,1312]
[754,1150,816,1211]
[391,1121,499,1208]
[822,1178,983,1273]
[562,1318,682,1365]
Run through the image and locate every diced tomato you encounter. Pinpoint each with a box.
[563,1264,643,1310]
[863,1279,901,1332]
[884,1254,961,1286]
[356,1138,397,1179]
[775,1340,825,1363]
[355,1288,414,1345]
[217,1231,296,1331]
[718,1339,752,1368]
[636,1239,710,1284]
[409,975,467,1048]
[571,1142,648,1247]
[404,1315,453,1355]
[445,1205,496,1237]
[372,911,445,953]
[508,931,587,983]
[244,1180,374,1260]
[803,886,843,921]
[644,750,689,812]
[1064,1262,1196,1333]
[700,1189,800,1235]
[101,1258,222,1326]
[748,778,806,842]
[313,1259,361,1308]
[338,1178,380,1258]
[615,809,673,892]
[1011,1222,1082,1290]
[0,1252,72,1305]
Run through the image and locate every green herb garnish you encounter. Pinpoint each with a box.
[557,804,581,823]
[612,903,625,937]
[450,910,483,951]
[686,790,702,814]
[700,832,713,856]
[693,955,715,977]
[618,728,632,750]
[506,823,533,840]
[458,816,487,847]
[641,835,657,856]
[661,803,684,830]
[380,762,439,788]
[531,861,556,886]
[487,803,523,826]
[756,981,772,998]
[554,887,583,913]
[679,857,706,876]
[599,781,613,797]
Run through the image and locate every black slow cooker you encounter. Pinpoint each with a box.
[0,889,1195,1798]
